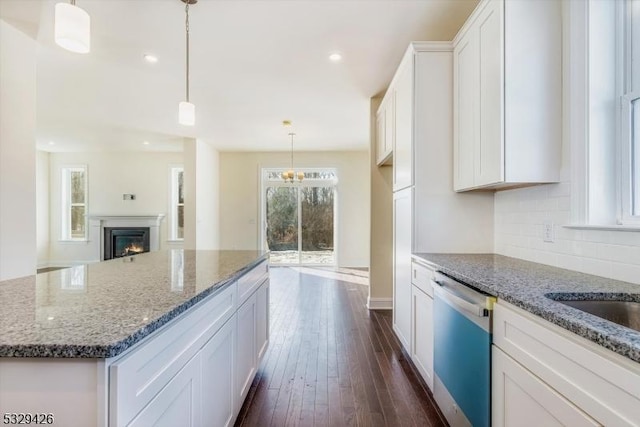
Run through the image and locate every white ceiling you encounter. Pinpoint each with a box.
[0,0,478,152]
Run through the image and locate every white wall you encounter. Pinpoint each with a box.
[0,20,37,280]
[219,151,370,267]
[184,139,220,250]
[47,151,184,264]
[36,151,50,265]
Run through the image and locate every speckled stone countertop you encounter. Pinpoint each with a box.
[413,253,640,364]
[0,250,268,358]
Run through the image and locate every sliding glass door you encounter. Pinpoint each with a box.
[263,169,336,265]
[265,187,298,264]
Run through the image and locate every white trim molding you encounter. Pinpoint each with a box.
[88,215,165,261]
[367,297,393,310]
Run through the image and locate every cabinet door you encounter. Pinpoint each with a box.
[236,293,257,410]
[453,30,478,191]
[393,59,413,191]
[376,109,386,165]
[492,347,601,427]
[411,285,434,391]
[477,0,504,186]
[201,318,236,427]
[128,354,202,427]
[393,187,412,352]
[384,94,395,158]
[255,279,269,362]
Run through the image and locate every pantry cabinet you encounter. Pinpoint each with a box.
[393,187,412,351]
[453,0,561,191]
[393,59,413,191]
[388,42,494,358]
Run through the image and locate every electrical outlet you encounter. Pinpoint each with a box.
[543,220,554,243]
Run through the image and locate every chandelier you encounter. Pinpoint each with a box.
[178,0,197,126]
[282,130,303,183]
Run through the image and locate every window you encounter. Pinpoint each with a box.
[170,166,184,240]
[61,166,87,240]
[621,0,640,222]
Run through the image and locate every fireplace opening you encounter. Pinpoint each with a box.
[104,227,150,260]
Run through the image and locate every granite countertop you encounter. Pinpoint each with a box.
[0,250,268,358]
[413,253,640,364]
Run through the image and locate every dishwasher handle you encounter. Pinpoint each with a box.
[432,279,488,318]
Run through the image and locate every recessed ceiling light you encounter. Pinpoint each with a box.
[142,141,150,145]
[48,141,55,145]
[329,53,342,62]
[143,54,158,63]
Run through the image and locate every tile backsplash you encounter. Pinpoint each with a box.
[494,182,640,285]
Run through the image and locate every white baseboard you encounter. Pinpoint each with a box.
[366,297,392,310]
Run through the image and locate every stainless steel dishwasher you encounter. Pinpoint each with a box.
[432,271,496,427]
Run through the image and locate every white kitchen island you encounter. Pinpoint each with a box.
[0,250,269,427]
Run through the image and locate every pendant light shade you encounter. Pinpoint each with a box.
[54,2,90,54]
[179,101,196,126]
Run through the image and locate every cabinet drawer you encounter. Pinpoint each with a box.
[411,261,434,297]
[494,301,640,427]
[238,260,268,305]
[109,283,236,427]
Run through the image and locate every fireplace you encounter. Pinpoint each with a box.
[104,227,150,260]
[88,215,164,262]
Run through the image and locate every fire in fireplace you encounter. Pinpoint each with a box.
[104,227,150,260]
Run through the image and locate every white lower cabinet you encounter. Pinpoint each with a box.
[201,318,236,427]
[110,265,269,427]
[393,187,412,352]
[492,346,599,427]
[236,288,258,408]
[128,354,202,427]
[492,301,640,427]
[411,285,434,390]
[256,279,270,361]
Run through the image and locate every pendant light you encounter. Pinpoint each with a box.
[178,0,197,126]
[54,0,91,54]
[283,132,304,183]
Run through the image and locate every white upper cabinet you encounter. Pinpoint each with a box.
[453,0,562,191]
[393,59,413,191]
[378,43,458,191]
[376,95,394,165]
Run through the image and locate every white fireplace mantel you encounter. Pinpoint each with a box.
[88,214,165,261]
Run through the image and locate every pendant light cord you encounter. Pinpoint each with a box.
[290,133,294,171]
[185,3,190,103]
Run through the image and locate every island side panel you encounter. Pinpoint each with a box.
[0,358,106,427]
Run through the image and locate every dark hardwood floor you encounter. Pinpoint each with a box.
[235,266,446,427]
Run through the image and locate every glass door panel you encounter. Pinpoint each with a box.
[300,186,335,264]
[265,187,298,264]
